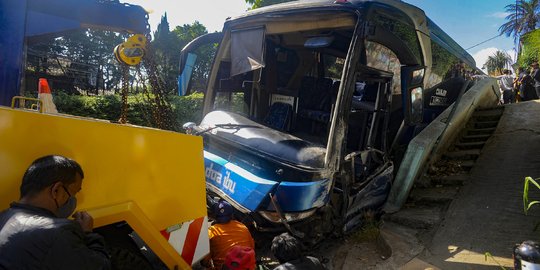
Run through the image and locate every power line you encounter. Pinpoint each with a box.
[465,34,502,51]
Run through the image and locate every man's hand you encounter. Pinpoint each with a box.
[73,211,94,233]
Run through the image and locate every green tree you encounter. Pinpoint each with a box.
[151,13,182,94]
[245,0,293,9]
[484,50,513,75]
[87,30,129,92]
[174,21,208,43]
[27,29,128,94]
[172,21,213,92]
[499,0,540,43]
[151,16,213,94]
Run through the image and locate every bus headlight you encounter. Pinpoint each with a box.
[258,209,316,223]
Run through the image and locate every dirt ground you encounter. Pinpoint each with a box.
[292,100,540,270]
[254,221,424,270]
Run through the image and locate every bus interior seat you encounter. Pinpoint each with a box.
[297,77,334,124]
[264,102,293,131]
[351,81,379,112]
[351,98,376,111]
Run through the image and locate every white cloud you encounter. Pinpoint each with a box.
[473,47,497,70]
[488,12,511,19]
[472,47,517,71]
[128,0,250,33]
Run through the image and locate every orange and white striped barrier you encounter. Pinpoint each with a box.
[161,216,210,266]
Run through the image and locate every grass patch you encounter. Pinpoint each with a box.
[350,211,381,243]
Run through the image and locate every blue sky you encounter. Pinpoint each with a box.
[404,0,516,69]
[129,0,516,70]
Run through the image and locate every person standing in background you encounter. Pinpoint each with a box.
[496,69,515,104]
[531,62,540,99]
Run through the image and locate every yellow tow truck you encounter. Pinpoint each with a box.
[0,0,209,269]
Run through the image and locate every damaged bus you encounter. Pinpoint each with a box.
[179,0,479,239]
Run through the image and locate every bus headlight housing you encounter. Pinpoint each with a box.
[259,209,316,223]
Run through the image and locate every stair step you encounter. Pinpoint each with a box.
[460,137,490,143]
[473,115,502,122]
[444,149,481,160]
[384,206,443,229]
[455,141,485,149]
[473,121,499,129]
[457,160,475,169]
[410,186,459,203]
[462,134,491,140]
[472,108,504,117]
[474,107,504,113]
[434,174,469,186]
[467,127,497,135]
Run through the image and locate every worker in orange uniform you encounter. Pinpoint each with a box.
[203,200,255,270]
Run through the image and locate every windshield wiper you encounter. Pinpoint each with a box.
[195,123,260,135]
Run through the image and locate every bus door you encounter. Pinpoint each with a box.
[341,66,394,232]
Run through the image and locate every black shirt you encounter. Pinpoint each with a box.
[0,202,110,270]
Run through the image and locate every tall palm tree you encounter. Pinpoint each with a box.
[484,50,513,75]
[499,0,540,43]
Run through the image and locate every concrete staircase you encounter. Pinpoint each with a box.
[384,107,504,232]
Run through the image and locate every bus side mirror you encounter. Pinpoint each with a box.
[182,122,197,134]
[178,53,198,96]
[410,87,423,123]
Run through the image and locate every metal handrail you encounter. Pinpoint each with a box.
[11,96,43,113]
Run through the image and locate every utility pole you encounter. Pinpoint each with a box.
[515,0,519,62]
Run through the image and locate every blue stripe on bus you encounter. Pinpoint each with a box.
[272,179,332,212]
[203,151,332,212]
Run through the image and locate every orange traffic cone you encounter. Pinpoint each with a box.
[38,78,58,113]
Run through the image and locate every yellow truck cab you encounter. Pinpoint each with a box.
[0,105,209,269]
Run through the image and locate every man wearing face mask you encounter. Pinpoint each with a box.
[0,155,110,270]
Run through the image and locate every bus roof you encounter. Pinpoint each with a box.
[224,0,476,69]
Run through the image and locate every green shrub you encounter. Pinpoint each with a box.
[94,95,121,121]
[53,92,204,131]
[170,92,204,126]
[54,92,98,117]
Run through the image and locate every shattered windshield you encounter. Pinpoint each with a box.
[206,11,357,147]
